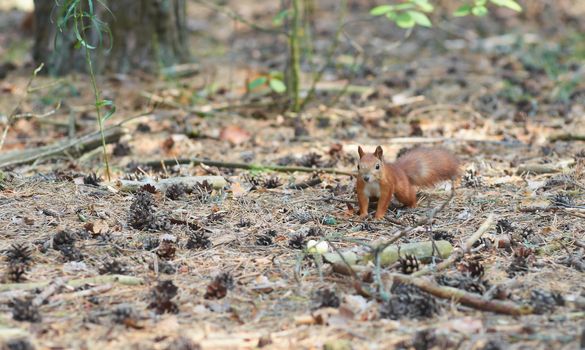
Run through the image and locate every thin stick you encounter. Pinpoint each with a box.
[392,273,532,316]
[406,103,483,121]
[326,239,372,298]
[412,213,494,277]
[142,157,356,176]
[32,278,66,306]
[0,126,125,169]
[50,284,112,302]
[375,181,456,254]
[0,63,44,151]
[549,134,585,142]
[0,275,143,292]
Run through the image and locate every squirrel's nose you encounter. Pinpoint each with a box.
[363,175,370,182]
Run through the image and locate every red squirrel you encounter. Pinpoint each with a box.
[356,146,460,219]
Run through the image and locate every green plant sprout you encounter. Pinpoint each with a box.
[56,0,115,180]
[371,0,522,28]
[247,71,287,94]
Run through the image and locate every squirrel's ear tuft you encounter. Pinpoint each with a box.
[374,146,383,160]
[358,146,365,159]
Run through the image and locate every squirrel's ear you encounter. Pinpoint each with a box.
[358,146,365,159]
[374,146,383,160]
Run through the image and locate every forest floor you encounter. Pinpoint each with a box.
[0,1,584,349]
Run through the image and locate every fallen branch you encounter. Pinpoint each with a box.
[412,213,494,277]
[392,273,532,316]
[0,126,126,169]
[160,63,200,79]
[549,133,585,142]
[114,175,227,192]
[142,157,356,176]
[288,177,322,190]
[376,180,457,252]
[516,164,562,175]
[32,278,66,306]
[369,240,453,266]
[406,103,483,121]
[0,63,44,151]
[0,275,143,292]
[50,284,113,302]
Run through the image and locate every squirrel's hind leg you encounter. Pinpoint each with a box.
[395,185,417,208]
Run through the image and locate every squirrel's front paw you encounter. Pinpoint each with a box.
[373,213,385,220]
[358,212,368,219]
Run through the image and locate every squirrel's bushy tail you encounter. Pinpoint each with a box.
[394,148,460,187]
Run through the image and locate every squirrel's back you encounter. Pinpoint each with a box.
[394,148,459,187]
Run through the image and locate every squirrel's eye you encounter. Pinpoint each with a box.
[375,164,380,170]
[357,165,360,170]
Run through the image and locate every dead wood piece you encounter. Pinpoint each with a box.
[0,126,126,169]
[0,290,29,304]
[32,278,66,306]
[373,240,453,266]
[50,284,112,302]
[160,63,200,79]
[392,274,532,316]
[142,157,356,176]
[115,176,227,192]
[0,328,30,341]
[516,164,561,175]
[324,240,453,269]
[549,133,585,142]
[288,177,322,190]
[412,213,494,277]
[0,275,143,292]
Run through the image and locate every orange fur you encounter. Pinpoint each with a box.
[356,146,459,219]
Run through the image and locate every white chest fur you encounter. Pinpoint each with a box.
[363,182,381,199]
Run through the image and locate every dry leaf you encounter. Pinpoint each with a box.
[219,125,251,145]
[84,220,109,235]
[230,182,248,198]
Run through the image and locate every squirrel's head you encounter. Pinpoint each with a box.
[357,146,384,183]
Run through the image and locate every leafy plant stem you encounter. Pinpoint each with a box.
[289,0,302,112]
[80,5,111,181]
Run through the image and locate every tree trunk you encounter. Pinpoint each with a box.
[32,0,190,75]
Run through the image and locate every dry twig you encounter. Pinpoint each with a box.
[412,213,495,277]
[391,273,532,316]
[143,157,356,176]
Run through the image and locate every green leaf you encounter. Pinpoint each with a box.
[269,78,287,93]
[370,5,394,16]
[411,0,434,12]
[96,99,112,107]
[394,3,415,11]
[272,9,289,26]
[475,0,487,5]
[395,12,415,28]
[490,0,522,11]
[386,11,398,21]
[407,11,432,27]
[97,99,116,122]
[472,5,488,16]
[247,77,267,90]
[453,5,472,16]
